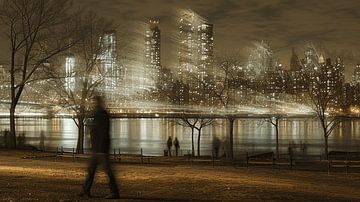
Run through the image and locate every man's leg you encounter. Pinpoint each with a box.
[103,154,119,197]
[83,155,98,195]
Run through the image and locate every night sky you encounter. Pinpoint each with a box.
[74,0,360,80]
[1,0,360,80]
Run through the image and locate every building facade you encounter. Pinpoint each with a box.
[98,31,120,101]
[145,20,161,91]
[177,10,214,105]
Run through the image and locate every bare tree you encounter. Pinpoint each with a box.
[308,59,341,160]
[199,54,243,159]
[194,118,214,156]
[151,67,215,157]
[175,117,198,156]
[264,115,283,159]
[174,117,215,157]
[48,13,113,154]
[0,0,83,148]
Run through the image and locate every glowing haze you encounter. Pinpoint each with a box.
[70,0,360,81]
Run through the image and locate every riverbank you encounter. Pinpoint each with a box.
[0,150,360,201]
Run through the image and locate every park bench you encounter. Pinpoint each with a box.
[246,152,294,168]
[140,155,153,164]
[184,153,193,161]
[328,151,360,173]
[246,152,276,166]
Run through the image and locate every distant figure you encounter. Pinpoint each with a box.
[222,137,230,158]
[212,136,221,159]
[173,137,180,156]
[301,141,308,157]
[167,136,173,156]
[17,133,26,148]
[3,130,8,148]
[39,131,45,151]
[288,145,294,160]
[79,96,119,199]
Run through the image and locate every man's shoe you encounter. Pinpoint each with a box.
[105,194,120,199]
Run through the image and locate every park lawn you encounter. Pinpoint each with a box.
[0,150,359,201]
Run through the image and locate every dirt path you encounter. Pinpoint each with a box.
[0,151,359,201]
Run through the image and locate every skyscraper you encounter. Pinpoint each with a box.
[197,23,214,78]
[352,64,360,84]
[65,55,76,92]
[246,41,273,76]
[290,48,301,72]
[177,10,214,105]
[0,65,5,82]
[145,20,161,89]
[265,63,286,100]
[178,11,198,77]
[98,30,120,101]
[288,49,308,103]
[314,58,344,109]
[303,45,319,72]
[349,64,360,108]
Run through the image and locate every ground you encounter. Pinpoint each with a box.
[0,150,360,201]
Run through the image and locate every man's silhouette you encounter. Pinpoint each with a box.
[80,96,119,199]
[167,136,173,156]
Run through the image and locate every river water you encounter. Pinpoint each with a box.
[0,117,359,157]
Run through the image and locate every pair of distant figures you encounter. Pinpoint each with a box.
[167,136,180,156]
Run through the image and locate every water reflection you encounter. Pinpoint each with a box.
[0,117,359,156]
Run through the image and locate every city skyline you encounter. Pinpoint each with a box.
[1,1,360,81]
[69,0,360,81]
[0,2,360,201]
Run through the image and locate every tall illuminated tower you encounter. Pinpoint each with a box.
[145,20,161,89]
[0,65,5,82]
[65,55,76,92]
[178,12,197,77]
[197,23,214,78]
[349,64,360,107]
[352,64,360,84]
[177,10,214,105]
[99,30,119,101]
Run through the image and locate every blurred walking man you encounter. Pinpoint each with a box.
[80,96,119,199]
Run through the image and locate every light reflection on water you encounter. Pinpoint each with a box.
[0,117,359,156]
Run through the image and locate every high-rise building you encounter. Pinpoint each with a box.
[352,64,360,84]
[178,12,197,77]
[347,64,360,109]
[145,20,161,89]
[98,30,120,101]
[177,10,214,105]
[313,58,344,109]
[65,55,76,92]
[290,48,301,72]
[0,65,5,82]
[265,64,286,100]
[193,23,214,105]
[197,23,214,78]
[288,49,308,103]
[246,41,273,76]
[303,45,319,72]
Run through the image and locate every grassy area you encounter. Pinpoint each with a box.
[0,150,360,201]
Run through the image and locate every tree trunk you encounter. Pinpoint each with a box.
[8,106,17,149]
[324,134,329,160]
[275,126,279,159]
[228,117,235,159]
[9,51,17,149]
[191,128,195,157]
[76,117,85,154]
[197,129,201,157]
